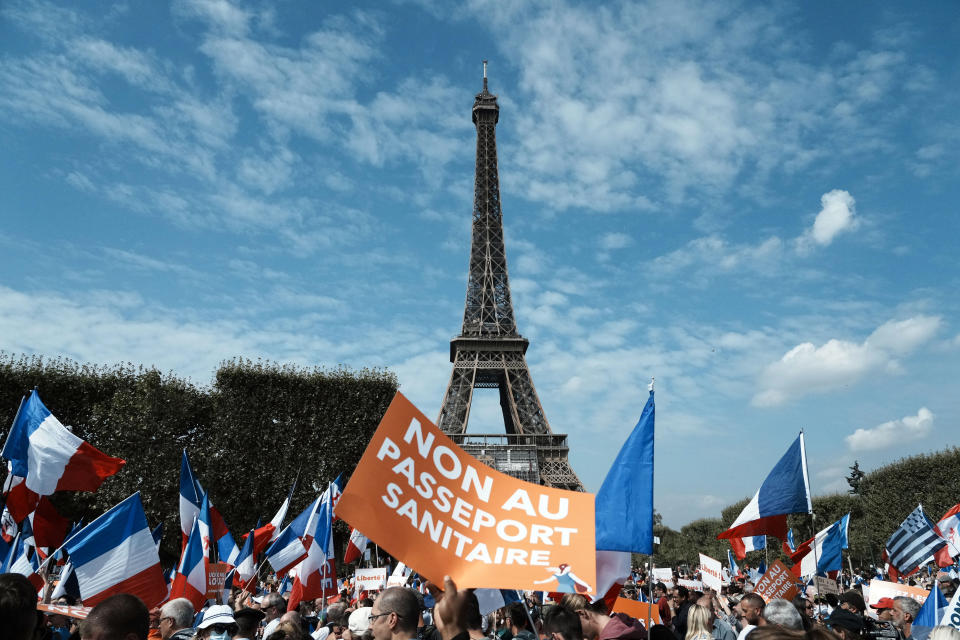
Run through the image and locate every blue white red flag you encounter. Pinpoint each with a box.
[936,503,960,561]
[198,493,214,560]
[179,450,204,548]
[234,529,257,589]
[718,433,811,542]
[730,535,766,560]
[278,574,292,596]
[591,550,632,611]
[787,528,796,553]
[727,549,742,578]
[179,453,240,564]
[62,492,166,608]
[246,478,297,556]
[265,515,309,576]
[287,481,338,611]
[7,531,38,576]
[170,512,207,611]
[1,391,125,521]
[595,388,655,554]
[343,527,369,564]
[790,514,849,577]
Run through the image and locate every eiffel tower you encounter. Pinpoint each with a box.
[436,62,583,491]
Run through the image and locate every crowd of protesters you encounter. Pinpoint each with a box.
[3,563,959,640]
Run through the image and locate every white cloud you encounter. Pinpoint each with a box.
[599,232,632,250]
[650,235,783,280]
[866,315,942,355]
[752,315,941,406]
[846,407,934,451]
[800,189,859,248]
[462,1,925,212]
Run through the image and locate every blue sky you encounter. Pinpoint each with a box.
[1,0,958,528]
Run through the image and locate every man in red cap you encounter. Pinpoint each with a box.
[870,598,894,622]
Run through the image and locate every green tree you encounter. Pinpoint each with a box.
[847,461,865,495]
[0,353,397,565]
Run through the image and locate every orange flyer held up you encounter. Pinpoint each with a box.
[334,392,596,592]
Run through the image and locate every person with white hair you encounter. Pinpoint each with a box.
[760,600,802,631]
[891,596,920,640]
[928,627,960,640]
[159,598,196,640]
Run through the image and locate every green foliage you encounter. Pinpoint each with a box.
[641,449,960,570]
[0,353,397,565]
[847,461,865,495]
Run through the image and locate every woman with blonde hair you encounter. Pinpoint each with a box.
[685,605,713,640]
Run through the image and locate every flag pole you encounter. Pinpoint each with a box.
[238,555,271,602]
[647,377,655,631]
[646,558,653,631]
[801,429,822,606]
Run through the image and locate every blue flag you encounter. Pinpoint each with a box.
[595,389,654,554]
[914,580,947,627]
[728,549,741,578]
[151,522,164,547]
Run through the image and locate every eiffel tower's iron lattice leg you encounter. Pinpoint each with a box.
[436,349,583,490]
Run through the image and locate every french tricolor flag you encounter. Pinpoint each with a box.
[265,499,314,576]
[179,452,241,565]
[245,479,297,556]
[233,529,257,589]
[343,527,369,564]
[718,433,812,543]
[729,535,766,560]
[1,391,125,522]
[179,450,203,548]
[287,483,337,611]
[170,513,208,612]
[62,492,167,608]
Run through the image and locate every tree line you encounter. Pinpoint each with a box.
[0,353,398,565]
[641,446,960,570]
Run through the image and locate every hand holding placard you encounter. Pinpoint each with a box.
[427,576,470,640]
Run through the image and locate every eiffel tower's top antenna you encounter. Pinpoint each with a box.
[482,59,488,93]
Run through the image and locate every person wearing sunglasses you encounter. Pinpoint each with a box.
[368,588,420,640]
[196,605,239,640]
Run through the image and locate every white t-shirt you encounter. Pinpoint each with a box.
[264,618,281,638]
[737,624,755,640]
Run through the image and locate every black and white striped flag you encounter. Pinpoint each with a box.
[885,505,947,577]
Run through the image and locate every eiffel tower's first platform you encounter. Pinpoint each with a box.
[436,63,583,492]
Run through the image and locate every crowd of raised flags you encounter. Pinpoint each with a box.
[3,386,960,637]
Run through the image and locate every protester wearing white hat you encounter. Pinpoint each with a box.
[196,605,239,640]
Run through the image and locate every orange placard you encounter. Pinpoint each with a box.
[206,561,232,600]
[335,393,596,591]
[753,560,798,603]
[867,580,928,606]
[37,603,91,619]
[611,597,661,625]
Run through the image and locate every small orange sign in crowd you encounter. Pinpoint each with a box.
[753,560,798,603]
[335,393,596,591]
